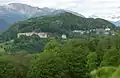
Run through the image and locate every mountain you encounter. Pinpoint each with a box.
[0,19,9,32]
[0,3,67,32]
[89,15,120,26]
[103,16,120,26]
[66,10,85,17]
[112,21,120,26]
[0,3,85,32]
[1,12,116,41]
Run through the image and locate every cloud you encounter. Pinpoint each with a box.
[0,0,120,17]
[0,0,21,4]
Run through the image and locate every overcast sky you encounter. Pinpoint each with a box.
[0,0,120,18]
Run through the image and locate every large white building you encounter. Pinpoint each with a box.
[17,32,48,38]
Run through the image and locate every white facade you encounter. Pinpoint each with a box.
[105,28,111,31]
[73,30,86,34]
[17,32,48,38]
[37,33,48,38]
[62,34,67,39]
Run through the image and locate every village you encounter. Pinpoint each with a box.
[17,27,115,39]
[17,32,67,39]
[72,27,115,35]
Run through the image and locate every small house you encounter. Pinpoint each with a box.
[62,34,67,39]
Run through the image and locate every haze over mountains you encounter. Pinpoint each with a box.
[89,15,120,26]
[0,3,65,32]
[0,3,119,32]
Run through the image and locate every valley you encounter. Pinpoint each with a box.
[1,2,120,78]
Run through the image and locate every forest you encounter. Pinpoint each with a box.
[1,34,120,78]
[0,12,120,78]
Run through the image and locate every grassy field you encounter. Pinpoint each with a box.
[0,48,5,53]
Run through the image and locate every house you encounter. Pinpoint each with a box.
[72,30,86,34]
[17,32,48,38]
[105,28,111,31]
[104,28,111,35]
[62,34,67,39]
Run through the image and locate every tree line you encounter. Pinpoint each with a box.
[1,35,120,78]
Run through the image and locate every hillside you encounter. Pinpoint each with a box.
[0,19,9,32]
[0,12,116,41]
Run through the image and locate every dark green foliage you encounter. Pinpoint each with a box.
[0,60,17,78]
[59,40,89,78]
[88,37,99,52]
[4,35,48,53]
[27,39,90,78]
[27,40,67,78]
[87,52,97,72]
[27,52,67,78]
[2,35,120,78]
[101,48,120,66]
[0,52,34,78]
[44,39,61,51]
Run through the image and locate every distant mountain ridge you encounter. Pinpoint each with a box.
[89,15,120,26]
[0,3,85,32]
[1,12,115,41]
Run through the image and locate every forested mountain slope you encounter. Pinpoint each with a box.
[1,12,116,41]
